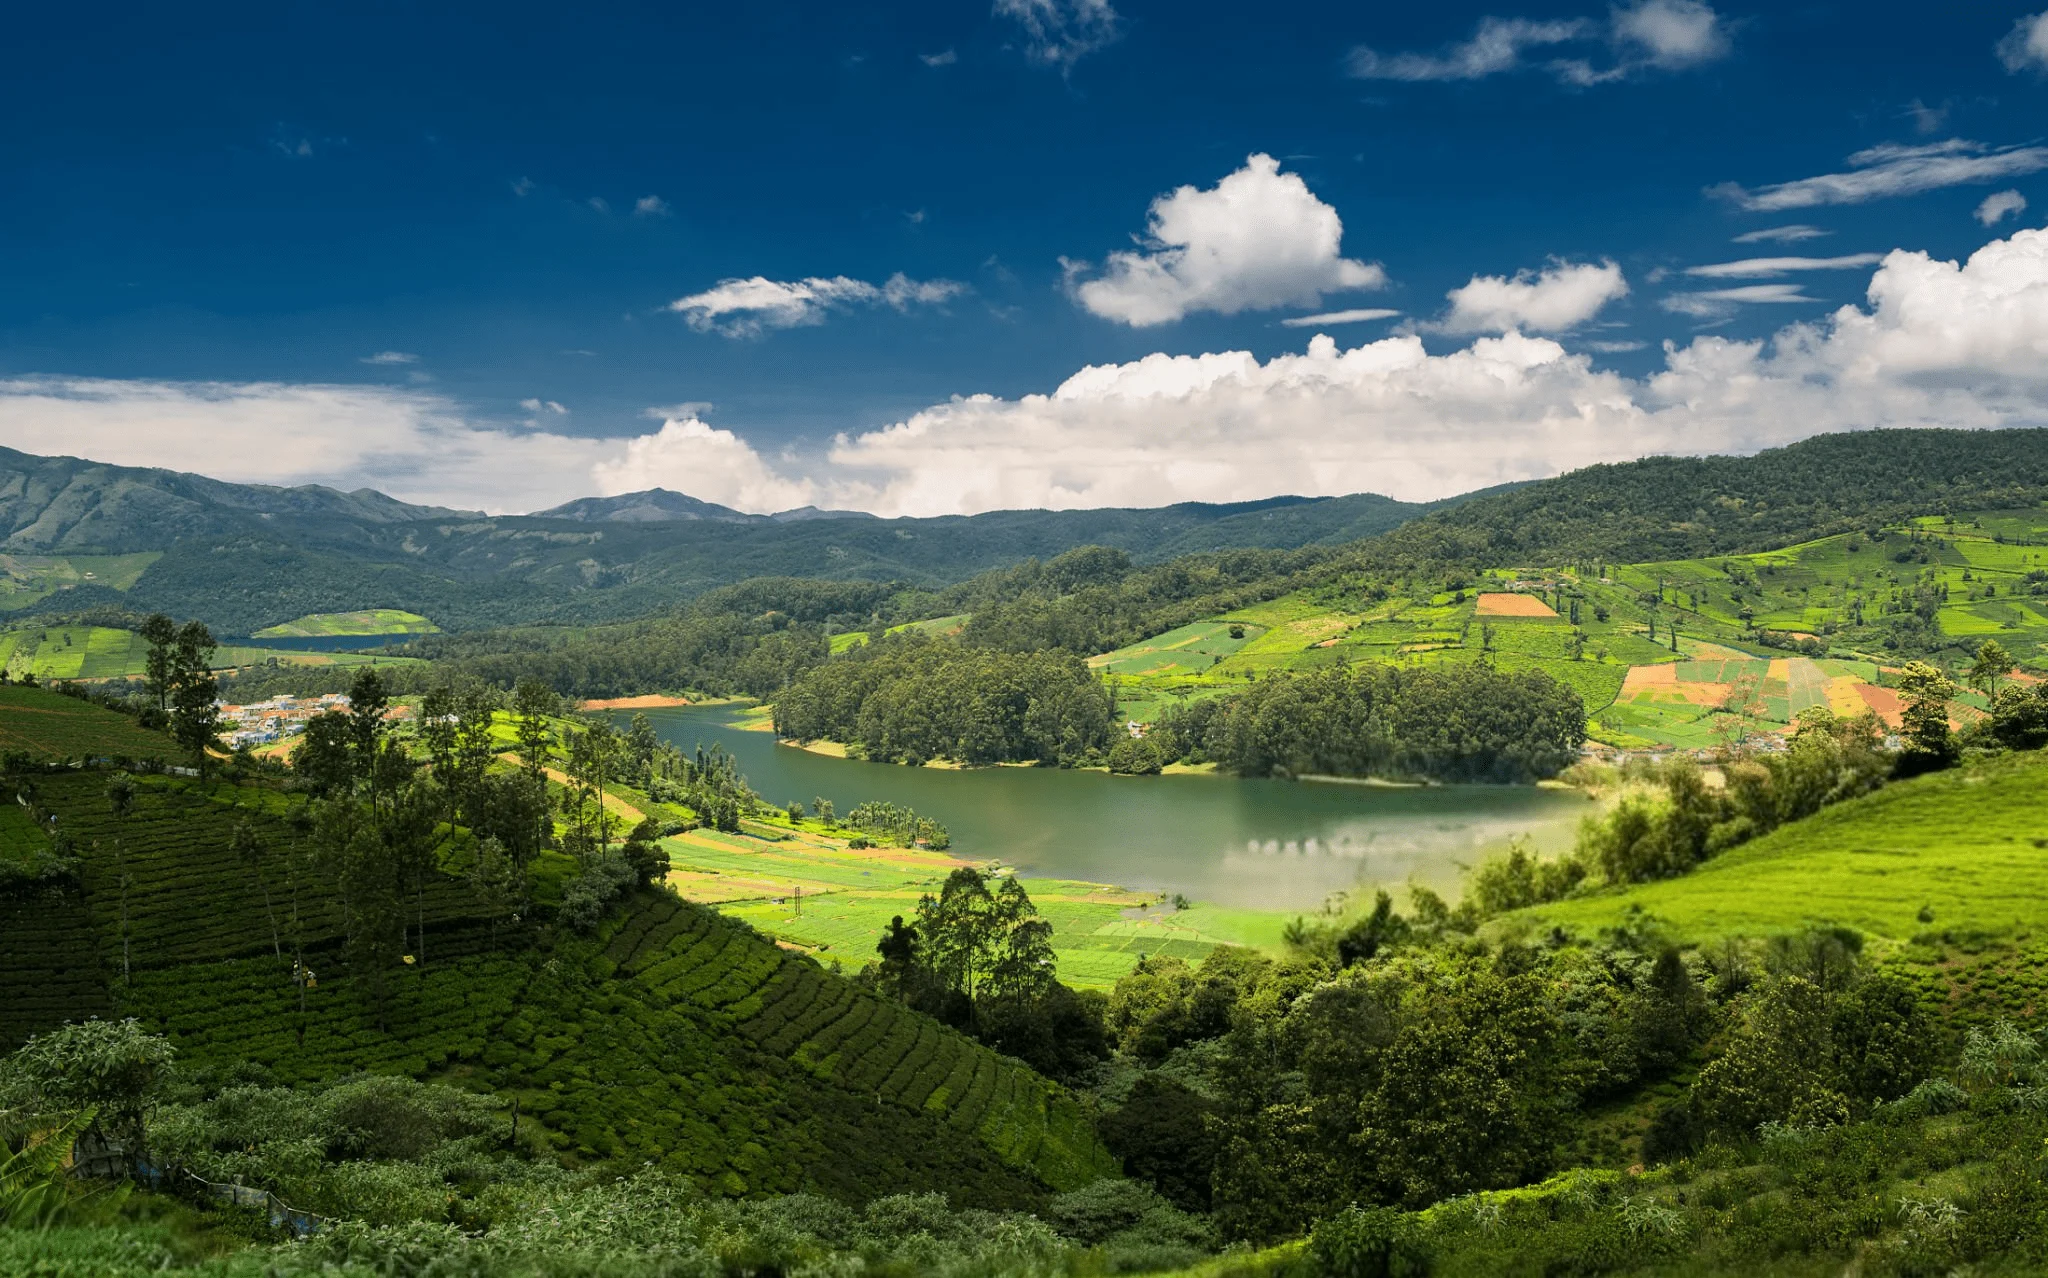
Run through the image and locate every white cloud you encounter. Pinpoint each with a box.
[992,0,1119,70]
[1684,254,1883,279]
[1280,308,1402,328]
[511,177,535,197]
[1437,260,1628,334]
[21,229,2048,520]
[361,351,419,365]
[1581,339,1647,352]
[1998,12,2048,73]
[1661,282,1818,319]
[1349,2,1727,85]
[920,48,958,67]
[1714,139,2048,211]
[520,398,568,415]
[591,417,815,512]
[634,195,671,217]
[588,197,611,214]
[1347,17,1586,81]
[1978,189,2029,226]
[1733,224,1830,244]
[1069,154,1385,327]
[0,379,606,514]
[668,273,965,337]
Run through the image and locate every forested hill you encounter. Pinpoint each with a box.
[1346,428,2048,570]
[0,446,1441,633]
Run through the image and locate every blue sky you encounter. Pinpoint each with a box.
[5,1,2048,514]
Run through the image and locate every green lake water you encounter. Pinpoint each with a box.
[630,704,1593,912]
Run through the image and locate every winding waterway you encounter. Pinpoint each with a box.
[629,704,1592,912]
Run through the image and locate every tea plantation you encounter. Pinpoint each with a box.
[0,768,1115,1206]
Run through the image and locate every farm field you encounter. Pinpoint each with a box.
[252,608,440,637]
[0,623,413,682]
[1078,507,2048,752]
[665,820,1285,988]
[0,551,160,610]
[0,684,183,761]
[1500,749,2048,946]
[830,613,970,654]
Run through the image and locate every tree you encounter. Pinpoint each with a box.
[512,677,559,778]
[0,1019,175,1160]
[167,621,220,768]
[230,818,282,960]
[347,668,391,782]
[104,775,136,984]
[873,915,924,1002]
[917,867,1000,1000]
[1967,639,2016,696]
[1894,661,1960,775]
[291,711,356,797]
[138,613,176,713]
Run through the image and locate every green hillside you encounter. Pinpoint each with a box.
[252,608,440,637]
[1502,749,2048,946]
[0,684,182,760]
[0,769,1113,1201]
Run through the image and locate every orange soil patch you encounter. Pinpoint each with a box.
[1474,592,1559,618]
[1824,676,1871,717]
[1619,663,1727,707]
[1855,684,1906,729]
[540,766,646,823]
[579,694,691,710]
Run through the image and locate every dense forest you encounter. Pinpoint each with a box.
[1145,663,1588,784]
[772,636,1118,766]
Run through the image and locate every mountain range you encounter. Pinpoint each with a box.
[0,446,1456,633]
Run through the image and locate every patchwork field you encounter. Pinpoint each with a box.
[0,624,415,682]
[1078,506,2048,753]
[0,551,160,610]
[252,609,440,637]
[830,613,971,654]
[663,821,1286,988]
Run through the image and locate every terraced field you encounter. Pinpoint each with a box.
[600,893,1116,1189]
[0,684,184,761]
[252,609,440,637]
[0,623,405,681]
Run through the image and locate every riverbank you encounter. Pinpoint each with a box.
[578,694,694,710]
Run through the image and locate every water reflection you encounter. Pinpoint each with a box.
[625,705,1590,912]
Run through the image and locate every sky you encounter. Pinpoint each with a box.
[5,1,2048,515]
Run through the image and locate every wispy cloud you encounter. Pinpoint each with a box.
[361,351,419,366]
[520,398,568,416]
[1281,308,1402,328]
[511,176,535,197]
[634,195,671,217]
[920,48,958,67]
[1684,254,1882,279]
[1348,0,1728,86]
[1661,282,1818,320]
[1978,189,2028,226]
[1733,225,1830,244]
[993,0,1120,70]
[1581,339,1647,352]
[1712,139,2048,211]
[669,273,967,337]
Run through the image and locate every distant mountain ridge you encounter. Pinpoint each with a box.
[0,446,1447,632]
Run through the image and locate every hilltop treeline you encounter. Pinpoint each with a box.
[1150,663,1587,783]
[772,636,1115,766]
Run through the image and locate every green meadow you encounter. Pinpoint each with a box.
[251,608,440,637]
[0,551,160,610]
[828,613,971,654]
[0,624,411,683]
[1501,749,2048,945]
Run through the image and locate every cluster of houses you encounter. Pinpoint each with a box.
[218,693,352,749]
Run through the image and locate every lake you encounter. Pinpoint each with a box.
[627,704,1593,912]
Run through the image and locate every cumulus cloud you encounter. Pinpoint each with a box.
[1998,12,2048,73]
[1733,225,1830,244]
[992,0,1119,69]
[1714,139,2048,211]
[1978,189,2029,226]
[590,416,815,512]
[668,273,966,337]
[1349,1,1727,85]
[21,229,2048,520]
[1436,260,1628,334]
[1069,154,1386,327]
[1684,254,1883,279]
[1281,308,1402,328]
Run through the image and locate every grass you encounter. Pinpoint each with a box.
[829,614,970,654]
[251,609,439,637]
[0,684,183,761]
[1501,749,2048,945]
[0,551,161,610]
[0,624,410,682]
[662,820,1287,988]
